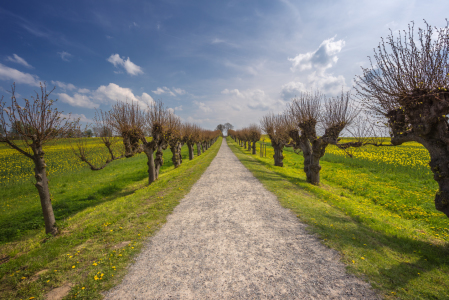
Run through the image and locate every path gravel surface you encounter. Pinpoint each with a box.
[105,139,378,299]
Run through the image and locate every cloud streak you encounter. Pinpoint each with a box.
[6,54,33,68]
[107,54,143,76]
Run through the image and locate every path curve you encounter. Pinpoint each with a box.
[105,139,378,299]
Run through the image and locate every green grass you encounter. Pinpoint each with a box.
[228,136,449,300]
[0,137,221,300]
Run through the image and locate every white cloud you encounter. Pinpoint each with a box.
[51,80,76,91]
[57,93,98,109]
[152,86,176,96]
[222,88,271,111]
[93,83,154,107]
[60,113,92,123]
[280,81,306,100]
[289,37,345,72]
[167,108,174,114]
[0,63,40,86]
[58,51,72,62]
[6,54,33,68]
[193,101,212,113]
[78,88,90,93]
[173,88,186,95]
[107,54,143,76]
[174,105,183,111]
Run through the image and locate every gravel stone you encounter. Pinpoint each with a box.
[104,139,379,299]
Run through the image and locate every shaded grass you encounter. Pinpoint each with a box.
[228,137,449,300]
[0,138,221,300]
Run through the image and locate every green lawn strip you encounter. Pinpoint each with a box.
[0,137,221,300]
[227,137,449,300]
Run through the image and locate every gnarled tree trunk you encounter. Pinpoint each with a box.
[178,143,183,164]
[170,142,181,168]
[272,142,285,167]
[154,146,164,179]
[32,143,57,235]
[252,141,256,154]
[196,143,202,155]
[187,143,194,160]
[143,144,156,184]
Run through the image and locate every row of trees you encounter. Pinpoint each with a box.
[231,20,449,220]
[0,87,220,235]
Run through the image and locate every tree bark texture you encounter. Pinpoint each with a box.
[170,142,181,168]
[272,143,284,167]
[154,146,164,179]
[252,141,257,155]
[32,143,58,235]
[143,144,156,184]
[196,143,202,155]
[187,143,194,160]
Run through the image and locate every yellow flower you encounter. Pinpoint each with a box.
[72,265,76,269]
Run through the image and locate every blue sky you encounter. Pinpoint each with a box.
[1,0,448,129]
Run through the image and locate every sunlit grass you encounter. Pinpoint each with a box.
[228,136,449,300]
[0,137,221,300]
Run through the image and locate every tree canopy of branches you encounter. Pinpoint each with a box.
[260,113,291,166]
[287,91,359,185]
[356,20,449,218]
[215,124,225,135]
[0,84,75,235]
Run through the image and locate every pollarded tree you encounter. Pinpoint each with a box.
[183,123,199,160]
[288,91,359,185]
[260,113,291,166]
[166,112,183,168]
[71,109,125,171]
[0,84,75,235]
[215,124,225,135]
[248,124,262,155]
[355,20,449,218]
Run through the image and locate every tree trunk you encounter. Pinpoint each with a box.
[425,143,449,218]
[178,143,183,164]
[170,142,181,168]
[32,144,57,235]
[154,146,164,179]
[188,143,194,160]
[273,143,284,167]
[252,141,256,155]
[196,143,202,155]
[143,144,156,184]
[247,141,251,151]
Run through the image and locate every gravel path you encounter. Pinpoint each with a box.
[105,139,378,299]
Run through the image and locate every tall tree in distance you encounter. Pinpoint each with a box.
[224,122,234,136]
[356,20,449,218]
[215,124,225,135]
[0,84,75,235]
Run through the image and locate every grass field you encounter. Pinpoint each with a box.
[0,137,221,300]
[229,136,449,299]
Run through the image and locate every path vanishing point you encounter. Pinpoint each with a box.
[104,139,378,299]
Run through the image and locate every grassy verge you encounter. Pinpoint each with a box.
[0,137,221,300]
[227,137,449,300]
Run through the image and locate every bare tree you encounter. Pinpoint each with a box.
[260,113,291,166]
[72,109,125,171]
[183,123,199,160]
[248,124,261,155]
[0,84,75,235]
[166,112,183,168]
[288,91,359,185]
[355,20,449,218]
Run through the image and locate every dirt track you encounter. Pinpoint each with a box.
[105,139,378,299]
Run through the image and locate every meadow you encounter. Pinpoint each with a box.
[230,136,449,299]
[0,137,221,299]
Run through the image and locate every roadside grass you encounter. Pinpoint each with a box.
[227,137,449,300]
[0,138,221,300]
